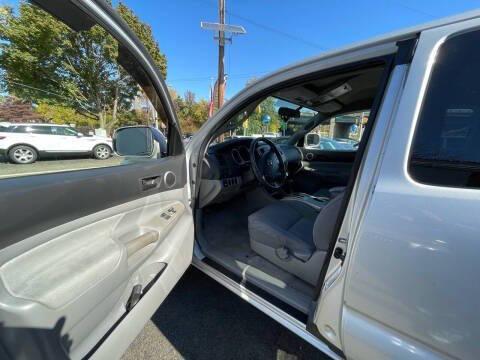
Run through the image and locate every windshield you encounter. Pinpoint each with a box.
[212,96,317,145]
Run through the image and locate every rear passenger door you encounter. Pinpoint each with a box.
[49,126,84,152]
[295,112,368,194]
[15,125,56,152]
[0,2,193,359]
[337,21,480,360]
[53,126,98,153]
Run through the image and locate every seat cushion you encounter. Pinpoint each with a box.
[313,186,346,199]
[312,188,331,198]
[248,200,318,261]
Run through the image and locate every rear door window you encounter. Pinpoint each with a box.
[304,111,369,151]
[51,126,77,136]
[30,126,52,134]
[409,29,480,188]
[11,126,30,133]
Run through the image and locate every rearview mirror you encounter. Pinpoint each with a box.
[305,133,320,147]
[113,126,155,157]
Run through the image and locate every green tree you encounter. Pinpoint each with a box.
[245,97,280,135]
[170,90,209,133]
[35,102,95,127]
[242,79,281,135]
[0,1,167,131]
[117,2,167,78]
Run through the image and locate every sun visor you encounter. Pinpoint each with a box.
[317,101,342,113]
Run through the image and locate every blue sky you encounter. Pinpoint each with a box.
[3,0,480,100]
[115,0,480,100]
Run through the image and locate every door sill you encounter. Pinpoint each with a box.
[192,257,343,360]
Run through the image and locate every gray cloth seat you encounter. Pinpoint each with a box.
[313,186,346,199]
[248,194,344,285]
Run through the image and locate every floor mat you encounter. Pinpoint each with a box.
[202,196,255,259]
[201,197,315,313]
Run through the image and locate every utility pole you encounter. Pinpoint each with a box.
[201,5,245,113]
[217,0,225,110]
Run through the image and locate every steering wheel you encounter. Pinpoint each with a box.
[249,137,287,190]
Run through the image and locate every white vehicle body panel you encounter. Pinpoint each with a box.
[186,41,399,359]
[187,10,480,360]
[339,19,480,360]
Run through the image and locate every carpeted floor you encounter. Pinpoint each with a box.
[200,197,315,314]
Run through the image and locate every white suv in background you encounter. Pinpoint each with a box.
[0,123,113,164]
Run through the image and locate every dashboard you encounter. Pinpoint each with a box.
[199,137,303,207]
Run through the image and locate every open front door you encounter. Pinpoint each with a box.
[0,1,193,359]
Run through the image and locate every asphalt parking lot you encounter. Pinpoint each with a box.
[0,156,122,178]
[122,267,330,360]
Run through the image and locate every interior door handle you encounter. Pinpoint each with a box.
[141,176,161,191]
[125,231,159,257]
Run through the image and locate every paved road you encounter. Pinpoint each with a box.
[122,267,331,360]
[0,156,122,178]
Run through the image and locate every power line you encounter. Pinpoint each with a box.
[5,79,97,116]
[390,1,437,19]
[196,0,327,50]
[169,71,270,82]
[225,10,328,50]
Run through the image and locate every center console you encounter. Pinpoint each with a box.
[281,192,330,211]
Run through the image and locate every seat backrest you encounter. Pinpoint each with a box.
[313,193,345,251]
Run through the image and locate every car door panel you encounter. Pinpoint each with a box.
[0,159,193,359]
[0,155,186,248]
[29,133,52,152]
[294,149,355,193]
[0,1,193,358]
[51,135,82,152]
[79,137,98,152]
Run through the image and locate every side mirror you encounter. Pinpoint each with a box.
[113,126,155,157]
[305,133,320,147]
[76,132,84,137]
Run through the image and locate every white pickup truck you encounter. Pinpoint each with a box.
[0,123,113,164]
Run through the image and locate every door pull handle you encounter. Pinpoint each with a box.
[141,176,161,191]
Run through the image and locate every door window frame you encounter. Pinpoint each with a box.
[32,0,184,157]
[407,28,480,189]
[1,0,185,182]
[0,1,189,245]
